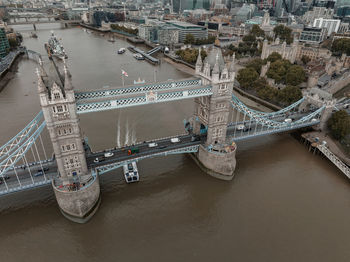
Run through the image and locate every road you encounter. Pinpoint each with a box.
[0,111,317,194]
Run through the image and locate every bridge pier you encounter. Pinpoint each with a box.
[194,145,236,180]
[53,173,101,223]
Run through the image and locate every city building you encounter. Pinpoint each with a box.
[303,7,334,25]
[138,24,158,42]
[235,4,255,23]
[165,21,208,42]
[261,38,299,63]
[0,25,9,58]
[261,38,331,63]
[299,27,328,44]
[158,25,179,45]
[313,18,341,36]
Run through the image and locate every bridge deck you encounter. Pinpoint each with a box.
[0,112,319,197]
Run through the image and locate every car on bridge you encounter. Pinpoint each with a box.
[191,135,201,142]
[148,142,158,148]
[104,152,114,158]
[94,156,106,163]
[170,137,180,143]
[127,147,140,155]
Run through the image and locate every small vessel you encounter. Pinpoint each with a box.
[45,31,68,60]
[108,38,115,43]
[118,48,126,54]
[134,78,145,84]
[133,53,144,60]
[123,162,139,183]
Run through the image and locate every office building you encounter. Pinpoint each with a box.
[313,18,341,36]
[165,21,208,42]
[0,26,9,58]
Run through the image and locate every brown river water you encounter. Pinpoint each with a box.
[0,24,349,262]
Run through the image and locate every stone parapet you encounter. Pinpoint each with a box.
[194,144,236,180]
[53,174,101,223]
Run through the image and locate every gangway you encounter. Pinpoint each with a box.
[147,46,162,55]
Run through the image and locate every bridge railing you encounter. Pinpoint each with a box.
[317,144,350,179]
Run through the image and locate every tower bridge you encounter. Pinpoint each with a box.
[0,48,332,222]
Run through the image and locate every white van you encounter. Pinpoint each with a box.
[170,137,180,143]
[236,124,245,131]
[104,152,114,158]
[148,142,158,148]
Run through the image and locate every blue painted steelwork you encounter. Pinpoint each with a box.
[231,95,324,129]
[0,179,52,197]
[0,111,43,162]
[74,78,202,101]
[0,121,46,177]
[231,120,320,141]
[76,87,213,114]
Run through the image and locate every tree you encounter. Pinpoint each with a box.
[285,65,306,86]
[301,55,311,65]
[184,34,195,45]
[267,52,282,63]
[267,59,291,84]
[251,24,265,38]
[246,58,265,74]
[328,110,350,140]
[237,68,259,89]
[273,24,293,44]
[175,48,207,64]
[278,85,302,105]
[8,38,18,49]
[256,84,278,102]
[242,34,256,43]
[331,38,350,56]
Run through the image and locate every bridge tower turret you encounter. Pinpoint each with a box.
[37,61,100,223]
[193,48,237,180]
[299,87,336,130]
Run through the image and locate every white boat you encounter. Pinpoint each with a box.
[123,162,139,183]
[108,38,115,43]
[134,78,145,84]
[133,53,144,60]
[118,48,126,54]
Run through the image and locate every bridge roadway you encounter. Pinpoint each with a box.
[0,112,317,195]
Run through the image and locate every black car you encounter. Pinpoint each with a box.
[37,167,49,173]
[191,135,201,142]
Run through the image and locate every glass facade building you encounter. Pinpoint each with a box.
[0,27,9,58]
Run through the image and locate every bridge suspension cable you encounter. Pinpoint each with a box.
[231,94,305,117]
[231,96,325,129]
[0,111,48,178]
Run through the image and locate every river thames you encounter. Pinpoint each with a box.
[0,24,349,262]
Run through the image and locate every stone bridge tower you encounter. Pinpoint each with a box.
[299,87,336,130]
[37,61,100,223]
[193,48,237,180]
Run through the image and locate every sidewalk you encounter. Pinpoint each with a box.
[302,131,350,166]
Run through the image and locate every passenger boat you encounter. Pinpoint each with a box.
[123,162,139,183]
[133,53,144,60]
[134,78,145,84]
[118,48,126,54]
